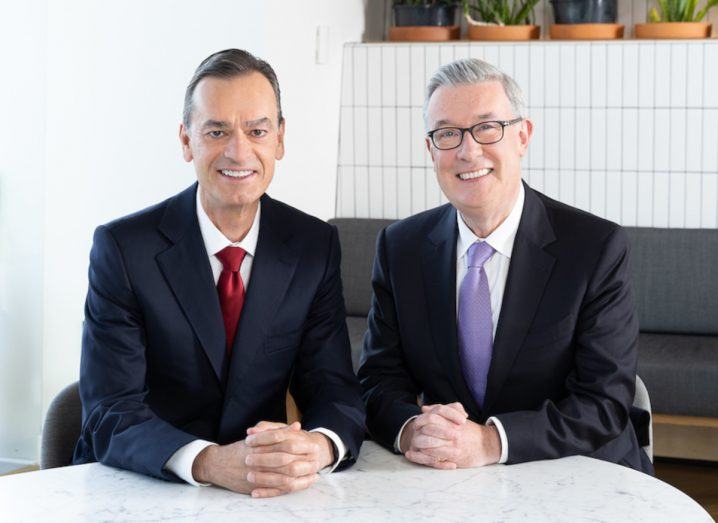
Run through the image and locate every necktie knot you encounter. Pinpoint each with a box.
[466,241,494,268]
[216,246,246,273]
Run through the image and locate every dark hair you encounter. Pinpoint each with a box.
[183,48,283,128]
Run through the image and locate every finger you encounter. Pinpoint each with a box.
[429,460,457,470]
[422,404,468,424]
[412,433,452,450]
[417,422,459,441]
[247,439,319,456]
[245,424,305,447]
[446,402,468,416]
[261,459,319,478]
[246,454,319,477]
[420,445,460,462]
[405,450,457,469]
[247,470,319,491]
[245,452,300,468]
[405,449,441,466]
[251,488,285,498]
[246,421,289,435]
[413,412,461,432]
[420,404,467,425]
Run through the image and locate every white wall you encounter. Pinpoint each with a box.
[0,0,48,463]
[1,0,365,462]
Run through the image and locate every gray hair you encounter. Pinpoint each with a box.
[423,58,527,129]
[183,48,283,128]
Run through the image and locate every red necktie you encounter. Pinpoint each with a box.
[216,246,247,355]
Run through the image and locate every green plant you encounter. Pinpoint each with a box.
[462,0,540,25]
[648,0,718,21]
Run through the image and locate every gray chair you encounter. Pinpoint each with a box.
[40,381,81,469]
[634,375,653,462]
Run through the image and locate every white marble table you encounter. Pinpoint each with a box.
[0,441,711,522]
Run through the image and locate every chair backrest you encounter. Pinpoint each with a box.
[40,381,81,469]
[329,218,395,316]
[633,375,653,463]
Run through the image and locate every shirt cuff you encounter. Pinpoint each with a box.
[394,415,419,453]
[309,428,346,473]
[487,416,508,464]
[164,439,216,486]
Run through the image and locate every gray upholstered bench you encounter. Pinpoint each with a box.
[331,218,718,461]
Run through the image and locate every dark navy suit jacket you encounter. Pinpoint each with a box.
[359,183,653,474]
[73,184,365,480]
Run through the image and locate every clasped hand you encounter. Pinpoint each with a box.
[401,402,501,469]
[192,421,334,498]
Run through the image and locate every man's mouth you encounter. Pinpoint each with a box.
[220,169,255,179]
[457,168,493,180]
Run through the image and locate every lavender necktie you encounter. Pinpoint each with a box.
[458,241,495,409]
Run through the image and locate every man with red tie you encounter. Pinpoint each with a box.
[74,49,365,497]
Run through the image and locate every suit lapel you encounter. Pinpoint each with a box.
[223,195,300,400]
[482,184,556,415]
[156,183,226,383]
[421,205,482,415]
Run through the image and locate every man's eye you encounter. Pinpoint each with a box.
[208,130,225,138]
[250,129,268,138]
[438,129,456,138]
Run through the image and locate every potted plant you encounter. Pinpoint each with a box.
[635,0,716,38]
[389,0,462,41]
[549,0,624,39]
[463,0,541,40]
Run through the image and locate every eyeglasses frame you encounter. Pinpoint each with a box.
[426,117,524,150]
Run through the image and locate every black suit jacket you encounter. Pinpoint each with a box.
[74,184,365,479]
[358,183,653,474]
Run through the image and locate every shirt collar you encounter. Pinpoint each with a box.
[196,186,261,258]
[456,183,525,261]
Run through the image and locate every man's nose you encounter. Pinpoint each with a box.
[223,132,252,163]
[456,130,484,161]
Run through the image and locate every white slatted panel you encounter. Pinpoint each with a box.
[336,39,718,227]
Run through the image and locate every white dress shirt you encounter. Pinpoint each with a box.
[164,188,346,485]
[395,184,525,465]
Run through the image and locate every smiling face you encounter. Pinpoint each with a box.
[179,72,285,217]
[425,80,532,224]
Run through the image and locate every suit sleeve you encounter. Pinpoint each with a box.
[357,228,422,452]
[496,227,639,463]
[289,225,366,469]
[74,225,197,480]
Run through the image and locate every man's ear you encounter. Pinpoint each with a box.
[179,123,193,162]
[275,118,286,160]
[426,136,435,163]
[518,118,533,157]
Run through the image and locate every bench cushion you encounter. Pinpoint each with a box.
[638,333,718,417]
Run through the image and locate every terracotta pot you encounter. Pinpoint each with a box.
[467,24,540,41]
[549,23,624,39]
[388,25,461,42]
[634,22,712,39]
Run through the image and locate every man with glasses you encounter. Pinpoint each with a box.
[358,58,653,474]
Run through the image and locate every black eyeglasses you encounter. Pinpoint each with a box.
[427,117,523,150]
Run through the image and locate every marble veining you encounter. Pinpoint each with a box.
[0,441,712,522]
